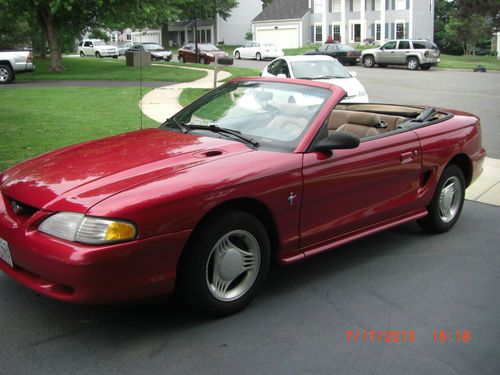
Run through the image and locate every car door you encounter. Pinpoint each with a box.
[83,41,93,55]
[377,40,397,64]
[394,40,411,64]
[240,42,251,58]
[299,126,422,250]
[185,44,197,62]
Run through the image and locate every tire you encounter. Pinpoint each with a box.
[407,56,419,70]
[95,51,101,58]
[235,51,240,60]
[420,64,431,71]
[363,55,375,68]
[176,210,271,317]
[417,165,465,234]
[256,52,262,61]
[179,56,185,63]
[0,64,13,84]
[79,51,85,58]
[378,63,387,68]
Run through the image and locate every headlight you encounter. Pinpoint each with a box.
[39,212,136,245]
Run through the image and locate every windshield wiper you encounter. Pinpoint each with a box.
[187,124,259,148]
[161,117,189,133]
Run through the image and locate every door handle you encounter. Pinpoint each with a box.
[400,151,416,164]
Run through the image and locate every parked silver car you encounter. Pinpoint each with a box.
[0,50,35,84]
[361,39,440,70]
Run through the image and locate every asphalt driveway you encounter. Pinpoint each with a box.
[1,201,499,375]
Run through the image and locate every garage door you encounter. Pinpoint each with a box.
[255,27,299,49]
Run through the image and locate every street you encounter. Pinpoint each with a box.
[1,201,499,374]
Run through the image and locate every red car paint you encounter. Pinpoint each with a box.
[0,77,485,304]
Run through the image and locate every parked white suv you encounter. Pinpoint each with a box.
[361,39,440,70]
[78,39,118,59]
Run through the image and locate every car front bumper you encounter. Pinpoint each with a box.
[262,51,284,59]
[0,200,190,304]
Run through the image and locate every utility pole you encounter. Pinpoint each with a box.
[194,7,199,63]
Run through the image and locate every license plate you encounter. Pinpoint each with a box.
[0,237,13,268]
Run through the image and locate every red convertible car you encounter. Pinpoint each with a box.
[0,78,485,316]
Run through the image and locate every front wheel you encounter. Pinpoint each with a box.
[256,52,262,61]
[177,211,270,316]
[417,165,465,233]
[179,56,185,63]
[235,51,240,60]
[0,64,14,84]
[407,57,419,70]
[363,55,375,68]
[79,51,85,58]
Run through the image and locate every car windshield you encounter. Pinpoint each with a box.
[290,60,351,79]
[170,81,330,150]
[93,41,106,46]
[144,44,163,50]
[199,44,218,51]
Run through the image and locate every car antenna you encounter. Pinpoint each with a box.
[140,29,143,130]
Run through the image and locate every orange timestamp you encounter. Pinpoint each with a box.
[345,329,471,344]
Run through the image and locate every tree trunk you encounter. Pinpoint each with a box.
[38,8,64,71]
[40,30,47,59]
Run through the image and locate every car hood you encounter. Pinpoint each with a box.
[0,129,251,213]
[316,77,365,97]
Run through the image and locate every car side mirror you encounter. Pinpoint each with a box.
[349,71,357,77]
[313,131,360,152]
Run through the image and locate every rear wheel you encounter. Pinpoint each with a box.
[0,64,13,84]
[235,51,240,59]
[417,165,465,233]
[177,211,270,316]
[256,52,262,61]
[95,51,101,58]
[363,55,375,68]
[407,57,419,70]
[79,51,85,58]
[179,56,185,63]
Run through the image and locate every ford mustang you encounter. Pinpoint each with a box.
[0,78,486,316]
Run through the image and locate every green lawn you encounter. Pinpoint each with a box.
[439,54,500,71]
[0,87,159,171]
[162,61,261,80]
[18,57,206,82]
[178,88,211,107]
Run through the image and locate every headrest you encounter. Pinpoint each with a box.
[346,112,381,127]
[280,103,307,117]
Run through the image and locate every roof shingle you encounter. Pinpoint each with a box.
[253,0,309,22]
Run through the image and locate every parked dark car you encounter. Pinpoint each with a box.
[128,43,172,61]
[118,42,134,56]
[305,43,361,66]
[177,43,228,64]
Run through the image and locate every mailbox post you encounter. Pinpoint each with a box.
[213,56,234,88]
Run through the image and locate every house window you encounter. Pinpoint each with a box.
[332,0,340,12]
[314,0,323,13]
[395,22,405,39]
[126,34,132,41]
[375,0,381,11]
[315,25,323,42]
[352,0,360,12]
[375,22,381,41]
[395,0,406,10]
[333,24,341,41]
